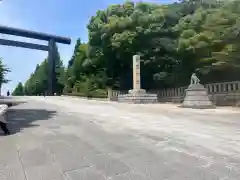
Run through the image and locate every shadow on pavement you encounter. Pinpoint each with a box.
[0,108,57,135]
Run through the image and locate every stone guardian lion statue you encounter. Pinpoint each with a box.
[190,73,200,85]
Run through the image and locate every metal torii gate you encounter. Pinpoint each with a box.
[0,25,71,96]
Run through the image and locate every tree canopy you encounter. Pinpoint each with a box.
[13,0,240,97]
[12,82,24,96]
[0,58,10,94]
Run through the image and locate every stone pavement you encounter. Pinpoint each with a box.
[1,97,240,180]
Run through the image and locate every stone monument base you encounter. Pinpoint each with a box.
[180,84,215,109]
[118,89,158,104]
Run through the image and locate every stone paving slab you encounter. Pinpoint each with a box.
[0,165,26,180]
[111,172,151,180]
[19,148,53,168]
[1,97,240,180]
[24,164,65,180]
[65,166,107,180]
[86,153,131,177]
[53,149,92,172]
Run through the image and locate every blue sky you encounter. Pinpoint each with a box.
[0,0,173,95]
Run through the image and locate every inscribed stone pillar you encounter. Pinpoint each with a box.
[118,54,158,103]
[107,88,112,101]
[133,55,141,90]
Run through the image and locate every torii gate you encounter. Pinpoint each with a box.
[0,25,71,96]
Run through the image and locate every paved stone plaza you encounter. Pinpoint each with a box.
[1,96,240,180]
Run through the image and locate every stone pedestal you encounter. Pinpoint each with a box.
[181,84,215,109]
[118,89,158,104]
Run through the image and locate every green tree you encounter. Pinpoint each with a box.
[87,1,183,89]
[175,0,240,83]
[16,0,240,97]
[12,82,24,96]
[23,44,65,95]
[0,58,10,92]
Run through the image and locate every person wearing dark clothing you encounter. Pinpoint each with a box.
[7,90,10,96]
[0,121,10,135]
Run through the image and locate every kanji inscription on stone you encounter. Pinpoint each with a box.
[133,55,141,90]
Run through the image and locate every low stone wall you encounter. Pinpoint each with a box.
[108,81,240,106]
[157,96,184,103]
[61,95,108,101]
[118,93,158,104]
[209,92,240,106]
[156,92,240,106]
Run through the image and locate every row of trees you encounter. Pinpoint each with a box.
[12,47,65,96]
[12,0,240,96]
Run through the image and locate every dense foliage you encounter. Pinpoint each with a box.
[12,82,24,96]
[12,47,65,96]
[13,0,240,96]
[0,58,10,94]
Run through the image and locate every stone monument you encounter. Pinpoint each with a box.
[118,55,158,103]
[181,73,215,109]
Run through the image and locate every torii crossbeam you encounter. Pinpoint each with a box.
[0,25,71,95]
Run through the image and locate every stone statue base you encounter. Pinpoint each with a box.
[118,89,158,104]
[180,84,215,109]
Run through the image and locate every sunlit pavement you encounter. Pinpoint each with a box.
[1,96,240,180]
